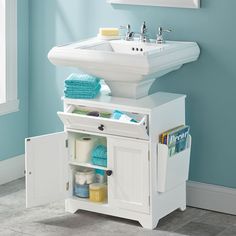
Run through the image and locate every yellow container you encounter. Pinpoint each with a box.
[89,183,107,202]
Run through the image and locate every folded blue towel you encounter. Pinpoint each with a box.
[64,84,101,95]
[92,145,107,160]
[65,93,99,99]
[65,74,100,87]
[65,84,101,93]
[64,84,101,99]
[65,84,99,90]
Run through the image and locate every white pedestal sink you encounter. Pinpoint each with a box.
[48,38,200,98]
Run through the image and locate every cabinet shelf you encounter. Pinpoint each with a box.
[71,196,108,206]
[69,161,108,171]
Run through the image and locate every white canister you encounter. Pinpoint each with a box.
[75,136,97,163]
[75,169,95,185]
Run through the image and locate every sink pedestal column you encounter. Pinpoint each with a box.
[105,79,155,99]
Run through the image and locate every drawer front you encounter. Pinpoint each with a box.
[58,111,149,140]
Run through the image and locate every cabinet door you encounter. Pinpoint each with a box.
[26,132,68,208]
[108,137,150,213]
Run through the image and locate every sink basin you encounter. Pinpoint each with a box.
[48,38,200,98]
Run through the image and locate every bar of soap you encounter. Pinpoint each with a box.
[99,28,119,36]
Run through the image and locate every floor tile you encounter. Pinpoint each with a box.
[193,211,236,227]
[217,226,236,236]
[1,178,236,236]
[0,178,25,197]
[158,207,207,231]
[0,227,31,236]
[176,222,225,236]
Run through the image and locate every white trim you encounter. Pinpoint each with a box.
[0,0,18,114]
[0,99,19,116]
[108,0,200,9]
[0,155,25,185]
[187,181,236,215]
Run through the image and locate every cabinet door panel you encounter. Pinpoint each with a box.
[26,132,68,208]
[108,137,149,213]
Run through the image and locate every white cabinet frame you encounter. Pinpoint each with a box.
[0,0,19,115]
[107,0,200,9]
[26,92,190,229]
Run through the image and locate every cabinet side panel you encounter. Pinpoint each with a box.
[149,97,186,216]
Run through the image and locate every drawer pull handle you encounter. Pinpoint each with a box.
[106,170,113,176]
[98,124,105,131]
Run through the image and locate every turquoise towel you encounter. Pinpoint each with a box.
[65,74,100,87]
[65,93,98,99]
[92,145,107,160]
[65,84,101,95]
[65,84,98,90]
[64,84,101,99]
[65,84,101,93]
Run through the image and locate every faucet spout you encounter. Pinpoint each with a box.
[140,21,149,42]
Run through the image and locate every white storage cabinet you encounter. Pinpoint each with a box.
[25,92,191,229]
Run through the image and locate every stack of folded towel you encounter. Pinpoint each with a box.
[64,74,101,99]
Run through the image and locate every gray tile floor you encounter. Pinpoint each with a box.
[1,179,236,236]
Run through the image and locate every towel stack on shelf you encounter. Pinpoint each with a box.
[92,145,107,167]
[64,74,101,99]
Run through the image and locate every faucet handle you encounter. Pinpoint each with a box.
[141,21,148,34]
[156,27,172,44]
[120,24,131,33]
[158,27,172,35]
[120,24,134,41]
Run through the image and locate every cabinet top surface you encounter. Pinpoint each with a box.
[63,88,186,113]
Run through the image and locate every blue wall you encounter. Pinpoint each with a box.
[29,0,88,136]
[0,0,29,161]
[29,0,236,188]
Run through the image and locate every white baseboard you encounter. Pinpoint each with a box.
[0,155,25,185]
[187,181,236,215]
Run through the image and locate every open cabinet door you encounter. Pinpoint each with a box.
[26,132,68,208]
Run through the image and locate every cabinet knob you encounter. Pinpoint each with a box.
[98,124,105,131]
[106,170,113,176]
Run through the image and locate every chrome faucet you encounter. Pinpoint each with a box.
[121,22,149,42]
[138,21,149,42]
[120,24,135,41]
[156,27,172,44]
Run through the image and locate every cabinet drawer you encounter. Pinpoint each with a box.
[58,106,149,140]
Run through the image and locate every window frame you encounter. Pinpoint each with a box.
[0,0,19,116]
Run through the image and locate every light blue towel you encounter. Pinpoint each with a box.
[65,83,99,90]
[64,85,101,99]
[112,110,137,123]
[64,84,101,99]
[65,93,98,99]
[92,145,107,160]
[65,74,100,87]
[64,74,101,99]
[64,84,101,93]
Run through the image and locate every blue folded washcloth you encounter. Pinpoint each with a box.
[65,93,98,99]
[64,84,101,99]
[92,145,107,160]
[65,83,101,93]
[65,84,98,90]
[64,74,101,99]
[65,74,100,87]
[92,145,107,167]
